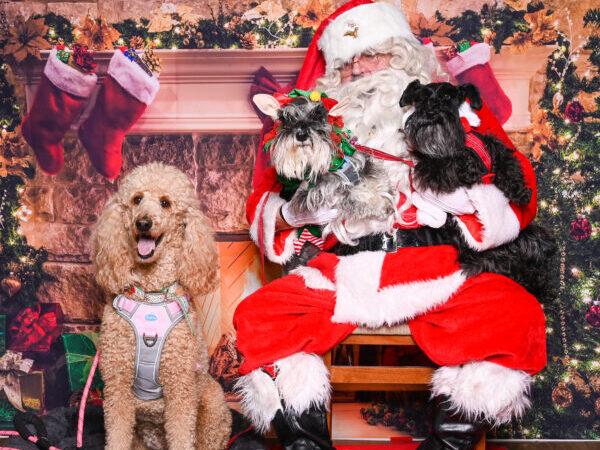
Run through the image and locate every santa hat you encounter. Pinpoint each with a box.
[296,0,417,90]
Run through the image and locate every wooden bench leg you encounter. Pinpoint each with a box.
[323,350,333,436]
[475,433,486,450]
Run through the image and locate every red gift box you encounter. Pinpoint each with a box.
[8,303,64,353]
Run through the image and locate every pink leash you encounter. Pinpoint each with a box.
[0,350,100,450]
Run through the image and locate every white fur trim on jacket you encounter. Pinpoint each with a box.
[454,183,522,251]
[248,191,296,264]
[107,50,160,105]
[43,49,98,98]
[290,265,335,291]
[331,251,467,327]
[234,369,282,434]
[275,353,331,416]
[318,2,418,73]
[431,361,533,426]
[459,101,481,127]
[445,43,491,77]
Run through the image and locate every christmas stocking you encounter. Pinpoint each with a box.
[21,49,98,175]
[78,49,159,179]
[445,42,512,125]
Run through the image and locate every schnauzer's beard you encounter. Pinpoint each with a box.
[270,132,332,183]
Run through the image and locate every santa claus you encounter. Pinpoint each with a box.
[234,1,546,449]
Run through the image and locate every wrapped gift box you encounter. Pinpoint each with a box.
[8,303,64,353]
[62,333,103,393]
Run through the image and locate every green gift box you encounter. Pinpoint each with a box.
[62,333,103,393]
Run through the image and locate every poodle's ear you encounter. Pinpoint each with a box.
[91,196,134,296]
[459,83,483,111]
[400,79,421,107]
[178,206,219,297]
[252,94,281,120]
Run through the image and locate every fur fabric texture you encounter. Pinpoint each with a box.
[431,361,533,426]
[317,2,417,73]
[91,162,231,450]
[108,50,160,105]
[234,369,282,434]
[44,48,98,98]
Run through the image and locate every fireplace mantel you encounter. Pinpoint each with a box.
[16,46,553,133]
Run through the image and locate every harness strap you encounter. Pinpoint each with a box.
[113,295,189,401]
[355,144,415,167]
[461,117,494,184]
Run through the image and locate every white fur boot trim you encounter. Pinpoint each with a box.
[275,353,331,417]
[431,361,533,426]
[234,369,282,434]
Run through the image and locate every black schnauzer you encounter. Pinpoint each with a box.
[400,80,556,300]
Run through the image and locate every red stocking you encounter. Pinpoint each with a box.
[21,49,97,175]
[78,50,159,179]
[446,43,512,125]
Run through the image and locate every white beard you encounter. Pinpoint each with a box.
[317,67,429,230]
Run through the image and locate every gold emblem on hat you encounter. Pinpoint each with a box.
[344,22,359,38]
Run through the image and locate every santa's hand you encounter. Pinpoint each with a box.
[280,202,338,227]
[412,191,448,228]
[413,186,476,216]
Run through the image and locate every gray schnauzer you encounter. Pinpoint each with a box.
[253,93,396,246]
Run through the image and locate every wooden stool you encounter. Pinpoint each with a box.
[323,324,486,449]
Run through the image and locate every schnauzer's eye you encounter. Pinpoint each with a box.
[160,198,171,209]
[132,195,143,205]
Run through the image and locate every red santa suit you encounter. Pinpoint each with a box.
[234,0,546,433]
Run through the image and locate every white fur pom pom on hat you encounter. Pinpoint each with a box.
[317,1,417,72]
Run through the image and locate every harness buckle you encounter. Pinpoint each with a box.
[382,231,398,253]
[143,333,158,347]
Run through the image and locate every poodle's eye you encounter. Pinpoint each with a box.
[160,198,171,209]
[132,195,143,205]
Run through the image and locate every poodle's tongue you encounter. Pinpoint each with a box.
[137,237,156,256]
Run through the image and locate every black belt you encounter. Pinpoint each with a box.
[330,227,448,256]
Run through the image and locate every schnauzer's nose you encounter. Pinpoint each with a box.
[296,130,309,142]
[136,217,153,232]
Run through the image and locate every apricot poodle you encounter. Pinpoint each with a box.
[91,162,231,450]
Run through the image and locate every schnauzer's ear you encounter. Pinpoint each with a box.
[400,79,422,107]
[252,94,281,119]
[459,84,483,111]
[329,97,350,117]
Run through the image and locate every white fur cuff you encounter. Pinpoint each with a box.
[234,370,282,434]
[43,49,98,98]
[275,353,331,416]
[107,50,160,105]
[431,361,533,426]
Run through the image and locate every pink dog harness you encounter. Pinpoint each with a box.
[113,283,194,401]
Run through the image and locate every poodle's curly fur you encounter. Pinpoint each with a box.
[91,162,231,450]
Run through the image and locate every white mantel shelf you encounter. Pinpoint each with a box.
[16,46,553,133]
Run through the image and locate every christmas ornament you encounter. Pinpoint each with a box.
[553,92,564,112]
[586,305,600,327]
[552,383,574,408]
[21,48,98,175]
[74,15,121,51]
[570,217,592,241]
[569,369,592,398]
[408,13,456,46]
[565,100,585,123]
[1,275,21,298]
[3,15,52,62]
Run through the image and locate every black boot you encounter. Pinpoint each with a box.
[418,396,487,450]
[272,407,334,450]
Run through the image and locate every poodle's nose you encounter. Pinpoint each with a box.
[136,217,153,232]
[296,129,309,142]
